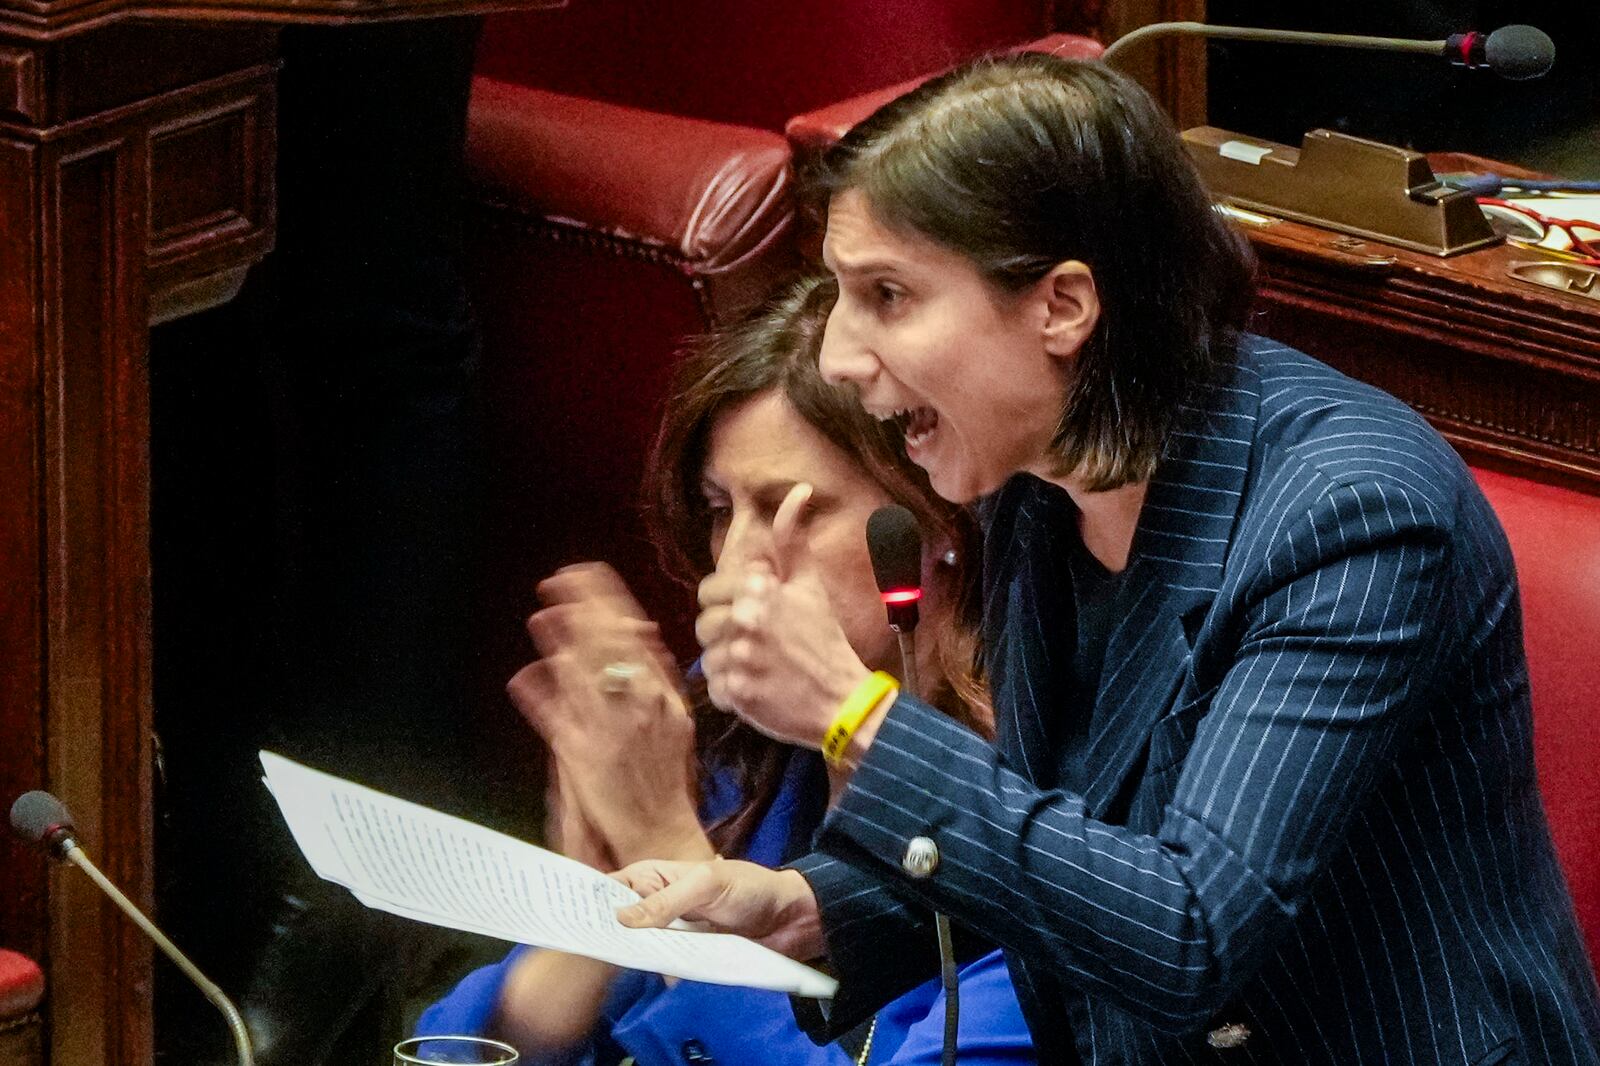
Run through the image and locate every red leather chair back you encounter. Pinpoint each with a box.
[476,0,1060,131]
[467,84,799,669]
[1474,465,1600,969]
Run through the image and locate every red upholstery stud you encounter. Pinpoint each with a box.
[0,950,43,1020]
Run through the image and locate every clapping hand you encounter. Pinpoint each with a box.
[542,759,613,871]
[509,563,712,866]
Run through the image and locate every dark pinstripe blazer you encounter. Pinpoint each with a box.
[793,337,1600,1064]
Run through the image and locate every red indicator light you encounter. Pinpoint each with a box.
[881,588,922,605]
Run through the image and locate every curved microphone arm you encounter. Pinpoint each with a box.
[63,844,255,1066]
[1100,22,1444,67]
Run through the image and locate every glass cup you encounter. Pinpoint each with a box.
[393,1035,520,1065]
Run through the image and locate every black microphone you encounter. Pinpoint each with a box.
[1447,25,1556,81]
[10,790,256,1066]
[9,789,76,858]
[1101,22,1555,81]
[864,506,957,1066]
[866,504,925,710]
[866,504,923,635]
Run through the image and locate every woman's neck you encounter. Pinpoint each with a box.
[1045,474,1148,574]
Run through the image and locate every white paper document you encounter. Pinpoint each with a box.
[259,751,836,998]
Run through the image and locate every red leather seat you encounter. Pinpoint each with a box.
[1473,465,1600,969]
[0,949,42,1066]
[475,0,1060,132]
[784,32,1107,165]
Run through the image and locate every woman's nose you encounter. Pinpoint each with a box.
[715,510,770,573]
[818,307,875,387]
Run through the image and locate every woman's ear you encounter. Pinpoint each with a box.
[1039,261,1100,360]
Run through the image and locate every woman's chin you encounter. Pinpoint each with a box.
[926,462,986,505]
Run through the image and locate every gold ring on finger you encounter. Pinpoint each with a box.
[599,660,643,697]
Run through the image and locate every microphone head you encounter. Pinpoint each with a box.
[866,505,923,598]
[10,790,78,857]
[1486,24,1555,80]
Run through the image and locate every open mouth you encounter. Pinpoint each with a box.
[889,406,940,451]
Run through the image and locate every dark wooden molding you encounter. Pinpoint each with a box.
[1243,175,1600,490]
[0,0,557,40]
[0,128,50,1034]
[0,27,276,1066]
[0,43,39,120]
[37,121,154,1066]
[145,68,276,290]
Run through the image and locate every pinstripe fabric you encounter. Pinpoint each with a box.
[792,337,1600,1064]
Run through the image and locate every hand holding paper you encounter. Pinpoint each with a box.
[259,751,835,998]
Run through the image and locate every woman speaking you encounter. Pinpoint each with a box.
[616,53,1600,1064]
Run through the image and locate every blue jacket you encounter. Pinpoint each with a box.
[794,337,1600,1064]
[417,752,1034,1064]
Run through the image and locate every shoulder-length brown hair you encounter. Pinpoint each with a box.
[644,274,989,855]
[811,53,1257,491]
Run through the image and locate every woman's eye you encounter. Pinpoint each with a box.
[875,282,903,307]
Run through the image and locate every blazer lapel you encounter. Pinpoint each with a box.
[1078,354,1263,817]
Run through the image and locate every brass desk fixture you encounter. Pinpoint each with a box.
[1184,127,1501,257]
[1099,20,1553,256]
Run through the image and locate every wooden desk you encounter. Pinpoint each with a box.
[1245,154,1600,488]
[0,6,550,1064]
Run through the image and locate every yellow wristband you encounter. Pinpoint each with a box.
[822,671,899,768]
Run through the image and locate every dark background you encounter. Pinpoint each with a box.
[1208,2,1600,177]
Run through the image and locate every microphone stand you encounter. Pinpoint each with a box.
[1094,20,1553,256]
[866,506,956,1064]
[1101,22,1445,66]
[63,842,255,1066]
[896,633,920,705]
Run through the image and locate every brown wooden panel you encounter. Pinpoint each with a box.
[150,117,244,241]
[1243,154,1600,489]
[149,114,245,240]
[40,24,276,126]
[0,27,276,127]
[146,68,274,288]
[0,134,49,974]
[41,129,154,1066]
[1258,286,1600,486]
[0,24,278,1065]
[1096,0,1207,126]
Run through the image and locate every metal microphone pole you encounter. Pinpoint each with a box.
[867,504,957,1065]
[1099,20,1555,80]
[9,791,254,1066]
[1101,22,1442,66]
[62,843,256,1066]
[896,632,920,704]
